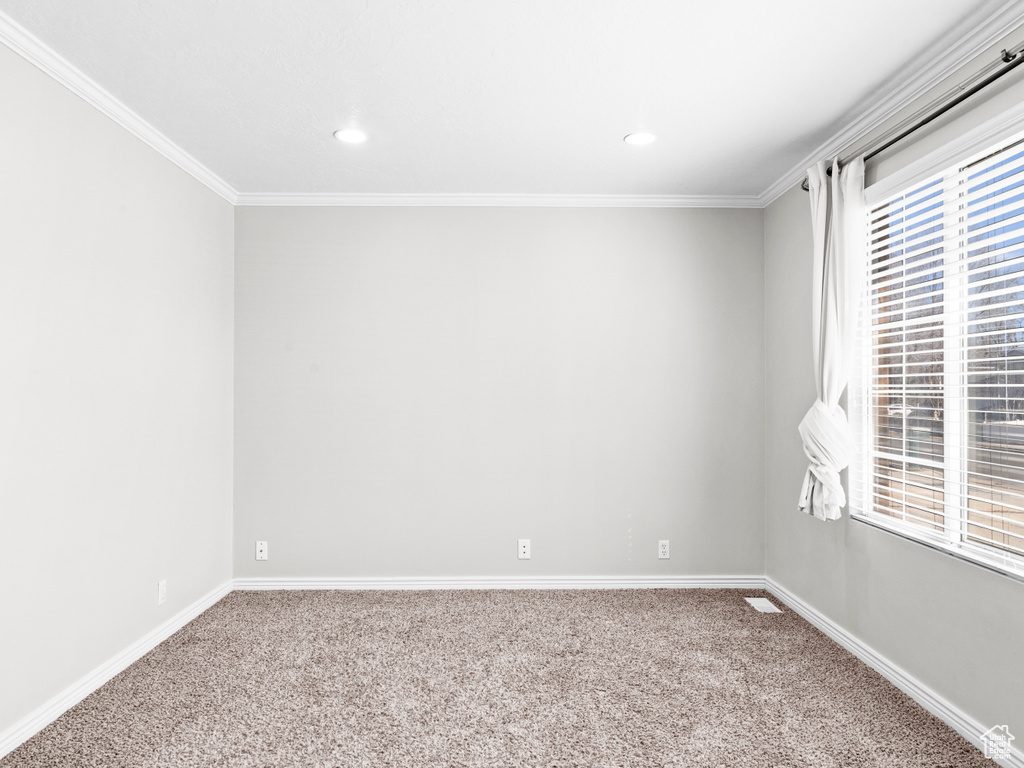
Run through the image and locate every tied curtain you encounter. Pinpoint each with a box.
[798,156,865,521]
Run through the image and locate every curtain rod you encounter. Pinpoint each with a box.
[801,44,1024,191]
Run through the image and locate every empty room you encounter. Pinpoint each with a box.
[2,0,1024,766]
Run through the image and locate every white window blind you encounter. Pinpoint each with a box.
[851,132,1024,578]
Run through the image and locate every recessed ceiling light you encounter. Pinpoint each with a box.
[623,132,657,146]
[334,128,367,144]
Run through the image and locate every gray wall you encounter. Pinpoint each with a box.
[234,206,765,578]
[0,44,234,734]
[764,46,1024,735]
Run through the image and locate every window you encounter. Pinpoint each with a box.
[851,130,1024,579]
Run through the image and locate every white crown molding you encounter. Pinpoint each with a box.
[232,574,766,590]
[765,577,1024,768]
[759,0,1024,207]
[0,11,238,204]
[233,193,764,208]
[0,580,233,761]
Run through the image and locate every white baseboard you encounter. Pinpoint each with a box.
[0,580,233,761]
[231,574,766,591]
[765,577,1024,768]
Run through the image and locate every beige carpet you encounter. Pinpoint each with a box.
[1,589,995,767]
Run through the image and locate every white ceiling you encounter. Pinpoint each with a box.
[1,0,1021,200]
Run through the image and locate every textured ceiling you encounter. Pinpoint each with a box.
[0,0,1017,197]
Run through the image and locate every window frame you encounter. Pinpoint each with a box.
[849,110,1024,584]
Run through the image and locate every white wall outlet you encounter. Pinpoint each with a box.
[256,540,268,560]
[518,538,531,560]
[658,540,670,559]
[157,579,167,605]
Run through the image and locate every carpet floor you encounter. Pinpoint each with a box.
[1,589,996,767]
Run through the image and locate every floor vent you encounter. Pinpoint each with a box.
[745,597,782,613]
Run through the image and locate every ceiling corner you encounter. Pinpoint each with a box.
[0,9,238,204]
[757,0,1024,206]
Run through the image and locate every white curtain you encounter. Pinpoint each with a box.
[798,156,865,521]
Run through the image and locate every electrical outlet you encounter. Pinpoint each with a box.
[518,538,531,560]
[157,579,167,606]
[658,540,670,559]
[256,540,268,560]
